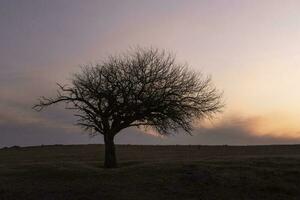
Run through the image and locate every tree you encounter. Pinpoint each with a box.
[33,48,223,168]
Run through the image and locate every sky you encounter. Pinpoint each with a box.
[1,0,300,147]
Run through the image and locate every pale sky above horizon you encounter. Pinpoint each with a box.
[1,0,300,147]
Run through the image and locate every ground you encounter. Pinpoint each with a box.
[0,144,300,200]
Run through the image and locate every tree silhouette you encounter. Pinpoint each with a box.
[33,48,223,168]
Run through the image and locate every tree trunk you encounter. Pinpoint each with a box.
[104,134,117,168]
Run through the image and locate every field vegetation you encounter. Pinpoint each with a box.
[1,144,300,200]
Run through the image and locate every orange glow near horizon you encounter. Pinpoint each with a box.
[246,114,300,139]
[195,112,300,140]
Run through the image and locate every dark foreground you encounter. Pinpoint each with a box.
[0,144,300,200]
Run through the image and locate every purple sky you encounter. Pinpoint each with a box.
[1,0,300,147]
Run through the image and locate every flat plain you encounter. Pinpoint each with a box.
[0,144,300,200]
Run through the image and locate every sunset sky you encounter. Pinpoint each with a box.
[1,0,300,147]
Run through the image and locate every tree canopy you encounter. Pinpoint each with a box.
[34,47,223,167]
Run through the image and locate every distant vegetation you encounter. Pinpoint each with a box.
[1,144,300,200]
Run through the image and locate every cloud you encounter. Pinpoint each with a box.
[0,111,300,147]
[115,115,300,145]
[0,119,99,148]
[0,98,89,148]
[189,116,300,145]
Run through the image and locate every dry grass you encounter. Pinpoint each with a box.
[1,144,300,200]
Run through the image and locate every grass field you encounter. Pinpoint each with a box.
[0,144,300,200]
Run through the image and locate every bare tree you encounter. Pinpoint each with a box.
[33,48,223,168]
